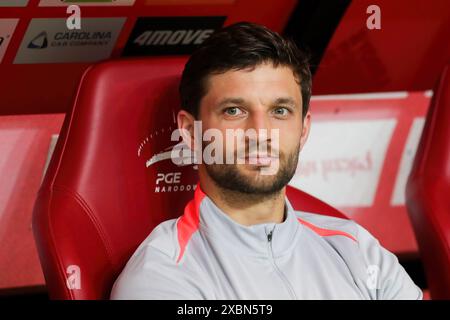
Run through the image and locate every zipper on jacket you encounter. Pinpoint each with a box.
[266,227,298,299]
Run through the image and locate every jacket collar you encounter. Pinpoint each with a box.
[196,183,302,258]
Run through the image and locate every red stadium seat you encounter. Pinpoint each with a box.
[32,57,348,300]
[406,65,450,300]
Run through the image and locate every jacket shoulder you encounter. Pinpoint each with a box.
[134,218,180,261]
[294,210,360,244]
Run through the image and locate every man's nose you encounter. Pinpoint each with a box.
[244,109,273,151]
[246,109,271,132]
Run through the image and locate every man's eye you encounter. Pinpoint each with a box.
[273,107,289,116]
[224,107,243,116]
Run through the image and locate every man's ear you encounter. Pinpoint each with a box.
[177,109,197,150]
[299,111,311,153]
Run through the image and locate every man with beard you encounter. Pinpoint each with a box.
[111,22,422,300]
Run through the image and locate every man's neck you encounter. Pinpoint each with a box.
[199,170,286,226]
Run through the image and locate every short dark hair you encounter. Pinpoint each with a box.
[179,21,312,119]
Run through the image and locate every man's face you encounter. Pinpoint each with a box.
[185,62,310,195]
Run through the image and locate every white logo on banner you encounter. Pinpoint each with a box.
[14,18,125,64]
[289,119,397,208]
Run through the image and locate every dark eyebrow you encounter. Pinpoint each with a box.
[273,97,297,106]
[216,97,297,108]
[217,97,245,107]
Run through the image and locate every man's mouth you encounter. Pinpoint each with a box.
[239,154,279,166]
